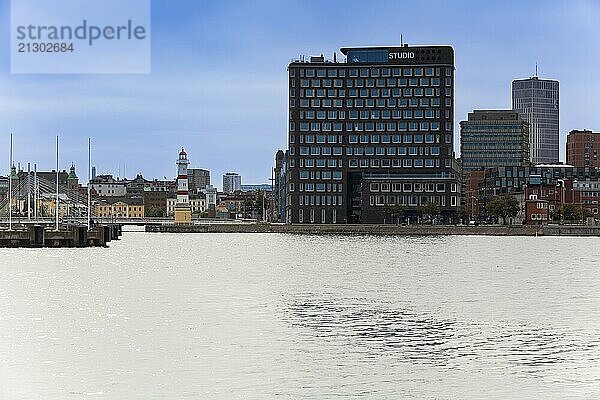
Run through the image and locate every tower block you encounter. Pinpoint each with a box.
[174,148,192,224]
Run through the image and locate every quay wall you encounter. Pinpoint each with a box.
[145,223,553,236]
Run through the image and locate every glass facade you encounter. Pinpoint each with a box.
[512,77,559,164]
[460,110,530,171]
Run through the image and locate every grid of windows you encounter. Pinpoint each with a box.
[286,46,458,223]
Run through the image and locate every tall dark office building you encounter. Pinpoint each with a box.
[512,76,559,164]
[460,110,530,171]
[188,168,210,192]
[286,45,460,224]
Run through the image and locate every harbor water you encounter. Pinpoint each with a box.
[1,231,599,399]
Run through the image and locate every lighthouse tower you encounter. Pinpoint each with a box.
[174,148,192,224]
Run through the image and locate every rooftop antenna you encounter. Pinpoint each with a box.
[55,135,59,231]
[400,34,403,46]
[87,138,91,231]
[8,133,13,231]
[34,163,37,220]
[535,62,538,77]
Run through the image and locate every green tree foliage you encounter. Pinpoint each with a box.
[458,205,471,221]
[562,204,592,222]
[146,207,165,217]
[384,204,404,224]
[486,195,519,224]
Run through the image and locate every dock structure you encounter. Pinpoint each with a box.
[0,224,122,248]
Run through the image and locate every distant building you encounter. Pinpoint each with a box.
[574,180,600,217]
[67,164,79,191]
[145,179,177,195]
[474,165,600,221]
[188,168,211,192]
[566,129,600,167]
[167,193,206,216]
[202,185,217,217]
[223,172,241,193]
[90,175,127,197]
[240,184,272,192]
[525,195,549,225]
[463,170,485,221]
[512,76,559,164]
[94,196,145,218]
[460,110,530,171]
[0,175,8,199]
[142,187,167,216]
[125,174,149,195]
[17,169,68,187]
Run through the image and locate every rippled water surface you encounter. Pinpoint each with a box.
[1,231,600,399]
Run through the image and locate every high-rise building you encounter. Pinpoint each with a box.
[460,110,530,171]
[188,168,211,192]
[512,76,559,164]
[286,45,460,224]
[222,172,241,193]
[566,129,600,167]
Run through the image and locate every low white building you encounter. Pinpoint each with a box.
[91,182,127,197]
[167,193,206,216]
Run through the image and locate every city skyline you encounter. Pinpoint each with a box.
[1,0,599,185]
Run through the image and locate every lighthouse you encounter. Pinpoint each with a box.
[174,148,192,224]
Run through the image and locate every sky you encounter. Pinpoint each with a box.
[0,0,599,189]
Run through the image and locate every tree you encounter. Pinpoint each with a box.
[254,194,266,219]
[458,205,471,223]
[384,204,404,224]
[422,202,441,224]
[486,195,519,225]
[146,207,165,217]
[242,199,254,218]
[562,204,592,223]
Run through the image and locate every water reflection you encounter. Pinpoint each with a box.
[284,295,600,374]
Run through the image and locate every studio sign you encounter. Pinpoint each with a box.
[388,52,415,60]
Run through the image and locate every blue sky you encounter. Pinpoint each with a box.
[1,0,599,188]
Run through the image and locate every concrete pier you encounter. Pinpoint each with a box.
[0,224,123,248]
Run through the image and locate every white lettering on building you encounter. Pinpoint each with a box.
[388,52,415,60]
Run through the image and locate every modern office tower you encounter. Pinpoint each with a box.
[460,110,530,171]
[512,76,559,164]
[286,45,460,224]
[566,129,600,167]
[188,168,211,192]
[174,148,191,224]
[222,172,241,193]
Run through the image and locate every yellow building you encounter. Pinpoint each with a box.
[93,196,145,219]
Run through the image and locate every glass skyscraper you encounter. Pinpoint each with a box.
[511,76,559,164]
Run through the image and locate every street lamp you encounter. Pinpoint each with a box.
[573,179,584,224]
[557,179,565,224]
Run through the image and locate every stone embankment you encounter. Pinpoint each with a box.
[145,223,589,236]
